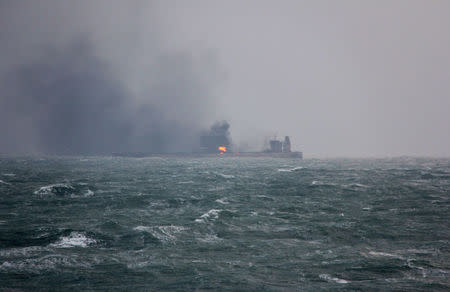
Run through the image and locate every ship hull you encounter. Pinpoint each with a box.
[113,152,303,159]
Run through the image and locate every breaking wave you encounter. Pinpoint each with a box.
[215,198,229,204]
[34,183,75,196]
[214,172,235,179]
[319,274,349,284]
[133,225,187,243]
[195,209,222,223]
[278,166,304,172]
[84,189,94,196]
[0,179,11,185]
[33,183,94,197]
[50,232,96,248]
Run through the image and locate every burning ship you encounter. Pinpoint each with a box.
[200,121,302,158]
[200,121,231,155]
[114,121,302,158]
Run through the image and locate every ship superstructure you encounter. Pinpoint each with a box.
[268,136,292,153]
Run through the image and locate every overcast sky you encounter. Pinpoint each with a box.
[1,0,449,157]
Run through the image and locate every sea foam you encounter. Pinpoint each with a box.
[278,166,304,172]
[133,225,187,243]
[0,179,11,185]
[319,274,349,284]
[34,184,75,196]
[50,232,96,248]
[195,209,222,223]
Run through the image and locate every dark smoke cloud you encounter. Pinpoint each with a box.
[0,37,218,155]
[199,121,232,153]
[1,39,130,154]
[208,121,231,138]
[0,1,221,155]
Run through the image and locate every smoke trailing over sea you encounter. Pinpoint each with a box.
[0,2,221,155]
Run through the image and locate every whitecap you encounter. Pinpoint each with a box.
[178,181,194,184]
[50,232,96,248]
[195,209,222,223]
[278,166,304,172]
[368,251,398,257]
[2,173,15,176]
[0,179,11,185]
[215,198,229,204]
[133,225,151,232]
[196,233,222,243]
[351,183,369,188]
[215,173,234,179]
[362,251,404,259]
[84,189,94,196]
[133,225,187,243]
[127,260,152,269]
[34,183,75,196]
[310,180,336,187]
[319,273,349,284]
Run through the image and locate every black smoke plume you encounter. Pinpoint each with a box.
[200,121,232,153]
[209,121,231,137]
[0,38,217,155]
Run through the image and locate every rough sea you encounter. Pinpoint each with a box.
[0,157,449,291]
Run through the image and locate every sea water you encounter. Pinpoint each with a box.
[0,157,449,290]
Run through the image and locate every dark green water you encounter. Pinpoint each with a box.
[0,157,449,291]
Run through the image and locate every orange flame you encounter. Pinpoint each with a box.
[218,146,227,153]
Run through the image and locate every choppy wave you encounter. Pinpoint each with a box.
[319,274,349,284]
[50,232,96,248]
[0,179,11,185]
[343,183,369,188]
[34,183,75,196]
[309,180,337,187]
[84,189,94,196]
[133,225,187,243]
[196,233,222,243]
[195,209,222,223]
[363,251,404,259]
[1,157,448,290]
[215,198,229,204]
[33,183,94,197]
[2,173,15,176]
[214,172,235,179]
[0,246,45,257]
[278,166,304,172]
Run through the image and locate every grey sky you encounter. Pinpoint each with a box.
[1,1,449,156]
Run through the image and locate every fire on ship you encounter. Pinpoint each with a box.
[200,121,302,158]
